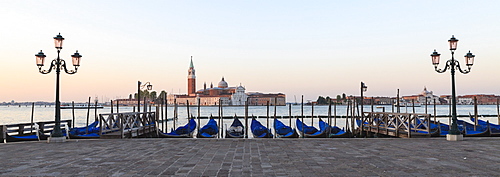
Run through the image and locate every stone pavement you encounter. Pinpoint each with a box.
[1,138,499,176]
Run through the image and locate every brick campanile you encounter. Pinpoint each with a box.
[188,56,196,96]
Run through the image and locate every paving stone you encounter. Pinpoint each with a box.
[1,138,500,176]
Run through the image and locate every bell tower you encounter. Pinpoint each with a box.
[188,56,196,96]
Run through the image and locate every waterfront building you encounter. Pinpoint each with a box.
[167,59,285,106]
[401,87,440,105]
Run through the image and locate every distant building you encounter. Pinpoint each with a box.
[458,94,500,105]
[168,58,285,106]
[401,87,441,105]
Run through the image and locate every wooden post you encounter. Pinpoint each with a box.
[412,99,415,114]
[95,99,98,122]
[433,99,437,123]
[31,102,35,133]
[425,97,428,114]
[245,98,249,139]
[86,97,91,134]
[267,101,270,134]
[174,99,177,130]
[143,97,147,113]
[288,103,292,127]
[274,97,277,138]
[71,101,75,128]
[346,99,350,133]
[218,99,222,138]
[311,102,314,127]
[187,100,191,137]
[497,98,499,125]
[165,96,168,133]
[328,100,332,127]
[220,99,223,138]
[351,98,355,137]
[197,97,201,135]
[397,89,400,113]
[371,97,374,113]
[474,96,478,131]
[391,98,394,113]
[116,100,120,114]
[301,95,304,138]
[334,100,337,127]
[111,100,114,114]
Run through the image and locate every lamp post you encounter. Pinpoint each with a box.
[35,33,82,140]
[137,81,152,112]
[431,35,475,141]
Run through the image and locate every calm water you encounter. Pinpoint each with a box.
[1,104,499,130]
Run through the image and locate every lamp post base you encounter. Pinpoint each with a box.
[47,136,67,143]
[446,134,464,141]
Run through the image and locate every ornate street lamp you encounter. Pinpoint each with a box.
[36,33,82,141]
[137,81,152,112]
[431,35,475,141]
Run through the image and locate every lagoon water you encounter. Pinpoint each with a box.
[1,104,499,130]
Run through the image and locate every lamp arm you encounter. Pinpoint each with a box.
[38,59,56,74]
[61,59,78,74]
[140,82,151,89]
[455,60,471,74]
[434,60,451,73]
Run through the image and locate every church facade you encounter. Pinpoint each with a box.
[167,58,285,106]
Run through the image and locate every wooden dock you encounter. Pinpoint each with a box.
[99,112,158,139]
[358,112,434,138]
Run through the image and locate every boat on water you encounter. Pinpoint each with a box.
[327,124,350,138]
[273,118,298,138]
[296,118,330,138]
[250,118,273,138]
[225,118,245,138]
[394,102,421,107]
[457,119,490,137]
[197,118,219,138]
[5,124,47,142]
[159,118,196,138]
[60,104,103,109]
[470,117,500,136]
[69,121,100,139]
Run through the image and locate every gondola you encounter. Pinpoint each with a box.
[250,118,273,138]
[470,117,500,136]
[273,118,298,138]
[328,125,350,138]
[5,123,47,142]
[296,118,330,138]
[225,118,245,138]
[69,121,100,139]
[159,118,196,138]
[458,119,490,137]
[197,118,219,138]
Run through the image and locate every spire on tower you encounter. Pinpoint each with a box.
[190,56,194,68]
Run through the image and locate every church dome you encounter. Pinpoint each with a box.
[218,77,228,88]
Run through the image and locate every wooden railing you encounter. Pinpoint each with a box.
[360,112,432,138]
[1,120,72,142]
[99,112,157,138]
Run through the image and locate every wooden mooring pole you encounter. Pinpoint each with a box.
[474,96,478,131]
[433,99,437,123]
[86,97,91,134]
[301,95,304,138]
[31,102,35,133]
[266,101,270,134]
[311,102,314,127]
[197,98,201,135]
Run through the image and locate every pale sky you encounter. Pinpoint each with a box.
[1,1,499,103]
